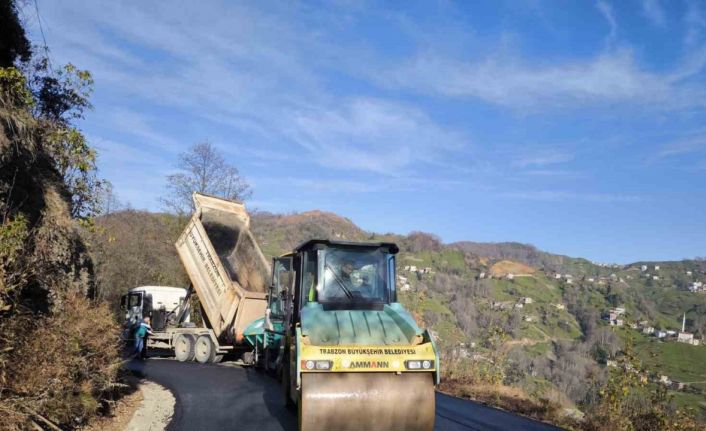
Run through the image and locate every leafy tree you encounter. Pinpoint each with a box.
[28,60,93,124]
[162,141,252,214]
[1,0,103,219]
[26,59,103,218]
[0,0,31,68]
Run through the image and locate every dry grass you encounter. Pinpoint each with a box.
[79,375,142,431]
[440,379,568,425]
[439,358,579,429]
[0,293,122,430]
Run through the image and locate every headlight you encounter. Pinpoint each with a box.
[315,360,332,370]
[405,360,433,370]
[301,360,332,370]
[405,360,421,369]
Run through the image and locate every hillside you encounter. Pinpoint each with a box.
[490,260,536,277]
[250,210,368,258]
[89,208,706,425]
[451,241,616,276]
[1,63,120,428]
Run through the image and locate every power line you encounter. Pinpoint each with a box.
[32,0,54,73]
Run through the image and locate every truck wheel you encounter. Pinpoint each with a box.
[174,334,195,362]
[242,350,255,365]
[195,335,216,363]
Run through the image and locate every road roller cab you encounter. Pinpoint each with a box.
[262,239,439,431]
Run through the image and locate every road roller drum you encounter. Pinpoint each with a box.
[299,372,435,431]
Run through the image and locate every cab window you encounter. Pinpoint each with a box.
[128,292,142,308]
[301,251,318,307]
[270,258,292,317]
[319,248,389,304]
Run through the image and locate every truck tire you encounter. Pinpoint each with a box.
[242,350,255,365]
[174,334,195,362]
[195,335,216,363]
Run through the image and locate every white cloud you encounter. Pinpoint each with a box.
[365,3,706,112]
[91,136,159,167]
[26,0,703,214]
[378,48,706,110]
[685,0,706,46]
[252,174,467,194]
[512,152,573,168]
[501,190,642,203]
[103,109,179,152]
[657,137,706,158]
[288,98,467,174]
[642,0,666,27]
[521,170,584,178]
[29,1,471,179]
[596,1,618,45]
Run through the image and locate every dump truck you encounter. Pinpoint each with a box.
[252,239,440,431]
[122,193,271,363]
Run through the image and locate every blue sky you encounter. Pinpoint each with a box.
[24,0,706,263]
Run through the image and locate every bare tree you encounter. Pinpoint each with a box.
[162,141,252,214]
[99,181,123,215]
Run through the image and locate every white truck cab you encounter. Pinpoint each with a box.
[121,286,190,332]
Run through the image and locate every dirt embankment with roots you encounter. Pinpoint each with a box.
[82,377,175,431]
[0,74,122,430]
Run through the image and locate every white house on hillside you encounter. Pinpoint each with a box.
[677,313,700,345]
[611,307,626,315]
[678,332,694,344]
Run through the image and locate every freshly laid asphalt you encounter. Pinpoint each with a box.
[127,358,564,431]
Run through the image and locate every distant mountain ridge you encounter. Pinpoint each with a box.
[250,210,612,275]
[249,209,699,272]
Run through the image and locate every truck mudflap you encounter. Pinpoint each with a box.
[299,372,435,431]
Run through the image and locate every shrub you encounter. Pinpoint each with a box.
[0,293,121,430]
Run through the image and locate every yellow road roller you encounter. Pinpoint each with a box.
[259,239,439,431]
